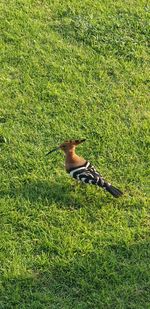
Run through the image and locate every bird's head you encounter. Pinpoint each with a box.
[46,139,86,155]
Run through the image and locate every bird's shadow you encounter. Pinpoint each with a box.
[1,177,110,210]
[1,178,94,209]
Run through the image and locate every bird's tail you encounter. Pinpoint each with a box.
[97,178,123,198]
[105,183,123,198]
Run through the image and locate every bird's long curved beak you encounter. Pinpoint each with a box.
[46,146,60,155]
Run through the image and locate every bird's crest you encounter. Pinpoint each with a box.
[46,139,86,155]
[61,139,86,146]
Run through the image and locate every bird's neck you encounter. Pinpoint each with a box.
[64,148,86,170]
[65,149,77,163]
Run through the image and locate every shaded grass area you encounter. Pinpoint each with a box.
[1,241,149,309]
[0,0,150,308]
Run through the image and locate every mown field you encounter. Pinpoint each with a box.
[0,0,149,308]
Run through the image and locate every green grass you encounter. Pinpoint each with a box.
[0,0,150,308]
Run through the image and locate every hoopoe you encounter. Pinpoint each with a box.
[46,139,123,198]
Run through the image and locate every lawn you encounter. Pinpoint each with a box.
[0,0,149,308]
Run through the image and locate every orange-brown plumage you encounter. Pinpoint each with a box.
[59,140,86,171]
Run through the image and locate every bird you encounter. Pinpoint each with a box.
[46,139,123,198]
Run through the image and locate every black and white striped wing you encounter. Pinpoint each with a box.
[68,161,123,197]
[69,162,104,185]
